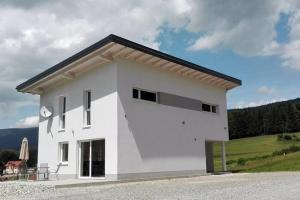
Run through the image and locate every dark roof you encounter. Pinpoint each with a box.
[16,34,241,91]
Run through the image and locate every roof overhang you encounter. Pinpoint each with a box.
[16,34,242,95]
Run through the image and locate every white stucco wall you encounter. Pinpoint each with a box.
[38,58,230,180]
[38,63,118,179]
[117,59,229,176]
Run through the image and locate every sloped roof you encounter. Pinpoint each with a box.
[16,34,241,94]
[5,161,23,168]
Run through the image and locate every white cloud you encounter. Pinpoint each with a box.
[15,116,39,128]
[281,9,300,70]
[0,0,189,119]
[1,0,300,125]
[186,0,286,56]
[185,0,300,70]
[234,98,287,109]
[257,86,276,95]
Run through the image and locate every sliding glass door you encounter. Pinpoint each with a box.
[80,140,105,178]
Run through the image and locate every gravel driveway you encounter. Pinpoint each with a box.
[2,172,300,200]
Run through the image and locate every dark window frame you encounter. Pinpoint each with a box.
[84,90,91,126]
[211,105,218,113]
[60,142,69,163]
[59,96,66,130]
[132,88,157,103]
[202,103,211,112]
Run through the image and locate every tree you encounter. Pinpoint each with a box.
[0,149,18,174]
[228,98,300,139]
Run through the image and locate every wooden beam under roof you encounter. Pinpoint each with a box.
[111,46,129,57]
[144,56,159,64]
[168,64,182,72]
[182,69,195,76]
[161,62,176,70]
[176,67,189,74]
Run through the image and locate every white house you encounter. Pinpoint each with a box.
[17,35,241,180]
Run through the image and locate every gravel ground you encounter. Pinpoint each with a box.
[0,181,54,200]
[2,172,300,200]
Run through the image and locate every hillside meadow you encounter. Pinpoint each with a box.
[214,132,300,172]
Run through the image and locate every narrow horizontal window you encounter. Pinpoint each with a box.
[202,103,211,112]
[132,88,157,103]
[140,90,157,102]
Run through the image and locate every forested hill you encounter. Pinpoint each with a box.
[228,98,300,139]
[0,127,38,150]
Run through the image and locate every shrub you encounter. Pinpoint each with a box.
[283,134,292,140]
[287,145,300,153]
[272,150,283,156]
[237,158,247,165]
[277,134,284,141]
[272,145,300,156]
[226,160,236,165]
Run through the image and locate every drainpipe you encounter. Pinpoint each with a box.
[221,141,227,172]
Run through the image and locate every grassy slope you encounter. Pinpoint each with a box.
[213,132,300,172]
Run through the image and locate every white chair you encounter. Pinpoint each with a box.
[49,163,62,180]
[37,163,62,180]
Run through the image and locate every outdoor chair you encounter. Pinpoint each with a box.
[37,163,62,180]
[37,163,49,180]
[49,163,62,180]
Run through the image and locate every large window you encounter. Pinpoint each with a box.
[132,88,157,103]
[59,96,66,130]
[84,90,91,126]
[60,142,69,164]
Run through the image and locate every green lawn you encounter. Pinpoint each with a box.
[213,132,300,172]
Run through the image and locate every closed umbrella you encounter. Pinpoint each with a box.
[19,137,29,161]
[19,137,29,175]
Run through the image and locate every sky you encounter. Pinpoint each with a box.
[0,0,300,129]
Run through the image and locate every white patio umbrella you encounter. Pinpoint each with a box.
[19,137,29,161]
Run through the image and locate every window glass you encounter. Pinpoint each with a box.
[202,103,211,112]
[84,91,91,126]
[59,96,66,129]
[212,105,217,113]
[61,143,68,162]
[140,90,156,102]
[132,88,139,99]
[87,91,91,109]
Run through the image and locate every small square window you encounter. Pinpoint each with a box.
[212,105,217,113]
[202,103,211,112]
[132,88,139,99]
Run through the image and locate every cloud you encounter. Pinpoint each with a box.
[234,98,287,109]
[0,0,189,119]
[15,116,39,128]
[1,0,300,126]
[257,86,276,95]
[185,0,300,70]
[186,0,285,56]
[281,9,300,70]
